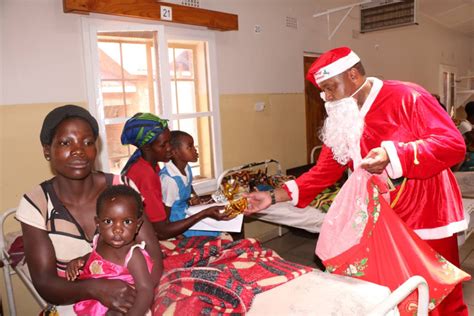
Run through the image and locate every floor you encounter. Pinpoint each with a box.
[262,227,474,314]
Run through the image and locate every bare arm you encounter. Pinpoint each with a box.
[135,217,163,286]
[152,205,227,240]
[126,249,154,316]
[188,187,201,206]
[243,188,290,215]
[22,223,135,312]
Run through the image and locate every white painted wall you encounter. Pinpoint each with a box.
[1,0,86,105]
[0,0,473,104]
[204,0,473,95]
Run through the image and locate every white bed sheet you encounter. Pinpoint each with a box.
[251,187,474,235]
[251,202,325,233]
[249,269,398,316]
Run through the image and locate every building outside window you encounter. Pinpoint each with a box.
[83,20,222,193]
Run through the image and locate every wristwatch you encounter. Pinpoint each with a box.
[269,189,276,205]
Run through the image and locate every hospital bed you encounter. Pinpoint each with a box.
[0,207,429,315]
[218,160,474,236]
[216,155,336,234]
[454,171,474,242]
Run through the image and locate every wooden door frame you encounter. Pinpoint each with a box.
[304,54,326,164]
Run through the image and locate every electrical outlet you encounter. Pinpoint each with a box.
[255,102,265,112]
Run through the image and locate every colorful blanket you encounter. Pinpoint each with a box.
[309,183,342,213]
[153,237,312,315]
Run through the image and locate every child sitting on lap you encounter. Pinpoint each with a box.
[66,185,156,316]
[160,131,220,237]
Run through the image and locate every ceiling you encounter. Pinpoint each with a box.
[418,0,474,37]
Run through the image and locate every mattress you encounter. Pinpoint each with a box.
[251,202,325,233]
[249,269,398,316]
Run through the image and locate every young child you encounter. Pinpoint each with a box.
[66,185,156,316]
[160,130,221,237]
[121,113,228,240]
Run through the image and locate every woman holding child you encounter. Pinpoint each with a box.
[16,105,162,315]
[17,106,311,315]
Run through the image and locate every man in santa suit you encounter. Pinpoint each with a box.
[245,47,468,315]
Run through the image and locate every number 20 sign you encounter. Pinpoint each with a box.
[160,6,172,21]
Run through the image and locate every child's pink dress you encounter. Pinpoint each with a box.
[74,236,154,316]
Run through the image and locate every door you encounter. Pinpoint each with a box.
[304,55,326,164]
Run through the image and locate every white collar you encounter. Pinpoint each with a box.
[164,161,190,180]
[359,77,383,118]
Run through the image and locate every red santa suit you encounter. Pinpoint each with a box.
[284,77,467,241]
[295,46,468,315]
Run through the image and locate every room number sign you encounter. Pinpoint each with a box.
[160,6,172,21]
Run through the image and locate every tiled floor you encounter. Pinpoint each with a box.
[262,227,474,314]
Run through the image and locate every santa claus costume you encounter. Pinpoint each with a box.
[284,47,468,315]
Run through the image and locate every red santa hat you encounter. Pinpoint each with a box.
[306,47,360,88]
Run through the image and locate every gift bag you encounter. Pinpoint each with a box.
[316,168,471,314]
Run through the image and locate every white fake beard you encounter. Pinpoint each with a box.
[320,98,364,165]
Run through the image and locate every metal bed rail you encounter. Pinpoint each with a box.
[216,159,282,191]
[0,208,47,316]
[367,275,429,316]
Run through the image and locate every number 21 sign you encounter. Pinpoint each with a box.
[160,6,172,21]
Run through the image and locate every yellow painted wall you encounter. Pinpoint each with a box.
[219,92,307,241]
[220,93,307,171]
[0,103,88,212]
[0,102,86,315]
[0,94,307,313]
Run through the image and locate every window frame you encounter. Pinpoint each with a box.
[82,17,223,194]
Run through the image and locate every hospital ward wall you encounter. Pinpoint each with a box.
[0,0,473,314]
[209,0,473,241]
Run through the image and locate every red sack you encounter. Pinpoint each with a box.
[316,168,470,314]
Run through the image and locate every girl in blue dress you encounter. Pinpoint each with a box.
[160,131,221,237]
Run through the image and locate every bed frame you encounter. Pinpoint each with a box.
[0,208,47,315]
[217,158,327,234]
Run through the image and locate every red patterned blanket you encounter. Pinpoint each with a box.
[153,237,312,315]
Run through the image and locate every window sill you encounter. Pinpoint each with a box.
[194,178,218,195]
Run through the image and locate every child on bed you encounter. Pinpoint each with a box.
[66,185,156,316]
[160,130,221,237]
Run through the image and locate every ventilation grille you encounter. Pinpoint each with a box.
[286,16,298,29]
[181,0,199,8]
[361,0,416,33]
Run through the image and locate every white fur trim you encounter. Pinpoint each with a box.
[359,77,383,118]
[414,219,468,240]
[314,51,360,84]
[381,141,403,179]
[284,180,299,206]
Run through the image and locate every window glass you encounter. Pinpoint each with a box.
[97,32,158,174]
[89,27,220,187]
[171,116,214,180]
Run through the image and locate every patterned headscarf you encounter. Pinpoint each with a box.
[121,112,169,174]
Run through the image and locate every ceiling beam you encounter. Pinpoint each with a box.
[63,0,238,31]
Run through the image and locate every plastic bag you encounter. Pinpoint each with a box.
[316,168,470,314]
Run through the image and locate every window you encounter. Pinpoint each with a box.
[97,31,159,174]
[168,42,214,180]
[82,19,222,193]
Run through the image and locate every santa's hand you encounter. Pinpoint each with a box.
[360,147,389,174]
[243,191,271,215]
